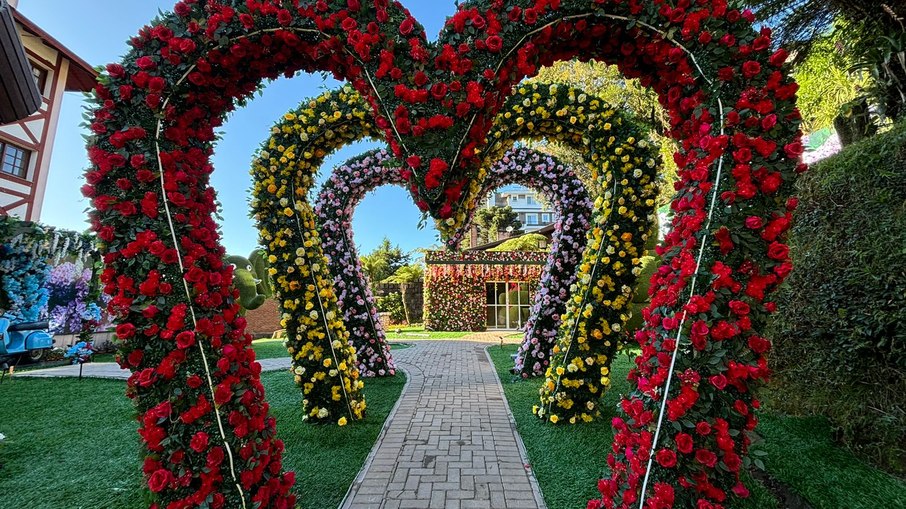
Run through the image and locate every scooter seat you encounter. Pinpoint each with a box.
[6,321,49,332]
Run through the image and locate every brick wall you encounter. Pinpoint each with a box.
[244,299,282,338]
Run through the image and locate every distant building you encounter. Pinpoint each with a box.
[0,1,96,221]
[486,184,558,232]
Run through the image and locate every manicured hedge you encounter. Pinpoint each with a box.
[770,122,906,475]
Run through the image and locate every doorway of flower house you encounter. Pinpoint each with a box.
[485,281,536,330]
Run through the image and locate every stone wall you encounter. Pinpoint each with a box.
[372,281,424,324]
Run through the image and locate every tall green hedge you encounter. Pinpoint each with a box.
[770,122,906,475]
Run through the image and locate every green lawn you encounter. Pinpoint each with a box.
[486,345,906,509]
[0,370,406,509]
[384,326,474,340]
[251,338,411,360]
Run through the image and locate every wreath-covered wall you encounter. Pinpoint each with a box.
[85,1,803,507]
[424,250,547,331]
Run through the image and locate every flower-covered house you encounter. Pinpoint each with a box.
[423,246,549,332]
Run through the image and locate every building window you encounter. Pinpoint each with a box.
[30,63,48,95]
[486,281,534,330]
[541,213,551,223]
[526,213,538,225]
[1,141,31,179]
[526,195,535,205]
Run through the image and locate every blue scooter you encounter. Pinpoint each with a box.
[0,315,53,364]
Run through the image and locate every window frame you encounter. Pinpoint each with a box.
[0,140,32,179]
[29,61,49,96]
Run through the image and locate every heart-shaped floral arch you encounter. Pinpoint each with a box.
[314,146,592,373]
[255,81,658,388]
[85,1,803,507]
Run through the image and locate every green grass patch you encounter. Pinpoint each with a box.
[487,344,780,508]
[384,326,472,340]
[487,344,905,509]
[251,337,289,360]
[757,413,906,509]
[0,370,405,509]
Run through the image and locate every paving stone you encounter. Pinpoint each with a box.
[341,339,545,509]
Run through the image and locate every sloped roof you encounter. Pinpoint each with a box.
[13,9,96,92]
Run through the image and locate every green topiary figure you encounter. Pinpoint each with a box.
[226,249,273,314]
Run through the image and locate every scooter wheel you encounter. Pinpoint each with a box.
[25,349,46,363]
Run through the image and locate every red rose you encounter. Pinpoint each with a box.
[729,300,750,315]
[135,56,156,70]
[430,82,448,100]
[675,433,694,454]
[277,9,292,26]
[745,216,763,229]
[147,468,173,493]
[696,421,712,436]
[656,448,677,468]
[486,35,503,52]
[116,323,136,339]
[399,18,414,35]
[767,242,789,261]
[176,331,196,349]
[769,48,789,67]
[136,368,156,387]
[187,374,204,389]
[174,2,191,16]
[523,8,538,24]
[709,374,728,390]
[106,63,126,78]
[695,449,718,467]
[714,227,734,254]
[190,431,210,453]
[471,14,486,30]
[784,141,804,159]
[127,349,144,367]
[741,61,761,78]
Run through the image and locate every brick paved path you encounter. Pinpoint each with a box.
[342,340,545,509]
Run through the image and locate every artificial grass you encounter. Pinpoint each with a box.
[0,370,406,509]
[487,344,905,509]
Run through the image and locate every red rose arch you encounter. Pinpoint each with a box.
[85,1,803,507]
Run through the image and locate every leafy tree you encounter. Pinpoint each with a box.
[360,237,410,283]
[473,206,523,245]
[488,233,549,252]
[794,29,871,132]
[382,264,425,325]
[527,61,678,205]
[748,0,906,121]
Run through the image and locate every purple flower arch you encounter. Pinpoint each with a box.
[315,147,592,377]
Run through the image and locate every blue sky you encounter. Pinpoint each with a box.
[22,1,466,257]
